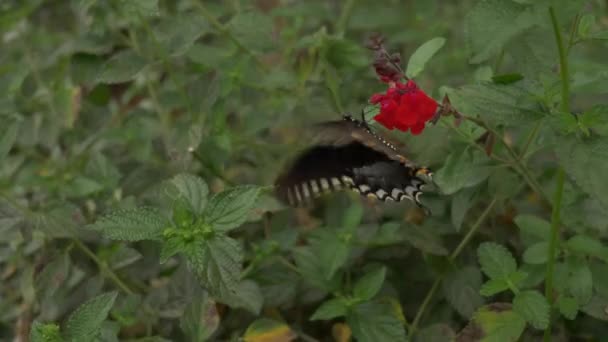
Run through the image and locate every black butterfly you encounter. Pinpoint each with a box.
[274,114,433,211]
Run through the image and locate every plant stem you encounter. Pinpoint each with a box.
[72,240,136,295]
[408,197,497,337]
[550,7,570,113]
[544,6,570,341]
[543,169,565,341]
[336,0,356,36]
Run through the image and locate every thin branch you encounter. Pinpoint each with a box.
[409,198,497,337]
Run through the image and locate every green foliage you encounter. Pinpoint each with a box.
[3,0,608,340]
[406,37,446,79]
[64,292,118,341]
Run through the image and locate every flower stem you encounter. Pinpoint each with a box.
[408,197,497,337]
[543,169,565,341]
[544,6,570,341]
[336,0,356,36]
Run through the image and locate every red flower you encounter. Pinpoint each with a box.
[369,80,438,135]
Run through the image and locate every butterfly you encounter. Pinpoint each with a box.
[274,114,433,212]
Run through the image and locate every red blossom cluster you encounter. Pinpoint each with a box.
[369,80,438,135]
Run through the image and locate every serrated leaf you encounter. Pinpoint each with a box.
[347,300,407,342]
[513,290,549,330]
[401,224,448,255]
[447,83,542,127]
[64,292,118,341]
[166,174,209,216]
[566,235,608,261]
[451,188,476,232]
[223,280,263,315]
[243,318,296,342]
[434,149,492,195]
[558,136,608,211]
[310,298,348,321]
[91,207,167,241]
[204,185,260,232]
[406,37,446,78]
[580,294,608,321]
[353,267,386,301]
[227,11,274,52]
[557,296,579,320]
[523,242,550,264]
[443,266,484,317]
[97,50,148,84]
[477,242,517,279]
[465,0,536,63]
[186,235,243,300]
[293,246,340,292]
[514,215,551,240]
[471,304,526,342]
[480,277,511,297]
[567,259,593,305]
[0,116,19,162]
[179,293,219,341]
[30,321,62,342]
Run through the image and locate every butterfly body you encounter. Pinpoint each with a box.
[274,115,432,210]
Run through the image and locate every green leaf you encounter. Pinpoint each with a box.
[477,242,517,279]
[243,318,296,342]
[514,215,551,240]
[293,246,341,292]
[447,83,542,127]
[0,116,19,162]
[64,292,118,341]
[479,270,527,297]
[558,136,608,211]
[513,290,549,330]
[310,229,351,280]
[166,174,209,216]
[406,37,446,78]
[186,235,243,300]
[401,223,448,255]
[91,207,168,241]
[480,277,511,297]
[567,259,593,305]
[223,280,263,315]
[471,304,526,342]
[30,321,62,342]
[179,293,220,341]
[353,267,386,301]
[566,235,608,261]
[310,298,348,321]
[523,242,550,265]
[492,73,524,85]
[557,296,579,320]
[451,188,476,232]
[434,149,492,195]
[443,266,484,318]
[464,0,536,63]
[204,185,260,232]
[97,50,148,84]
[227,11,274,52]
[117,0,159,18]
[347,300,407,342]
[580,295,608,321]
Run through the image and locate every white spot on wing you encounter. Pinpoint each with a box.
[320,178,330,191]
[359,184,371,193]
[301,183,311,198]
[310,180,320,194]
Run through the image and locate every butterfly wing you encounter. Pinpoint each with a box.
[274,115,430,209]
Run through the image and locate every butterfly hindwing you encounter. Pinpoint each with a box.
[274,115,431,210]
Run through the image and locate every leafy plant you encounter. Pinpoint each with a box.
[0,0,607,341]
